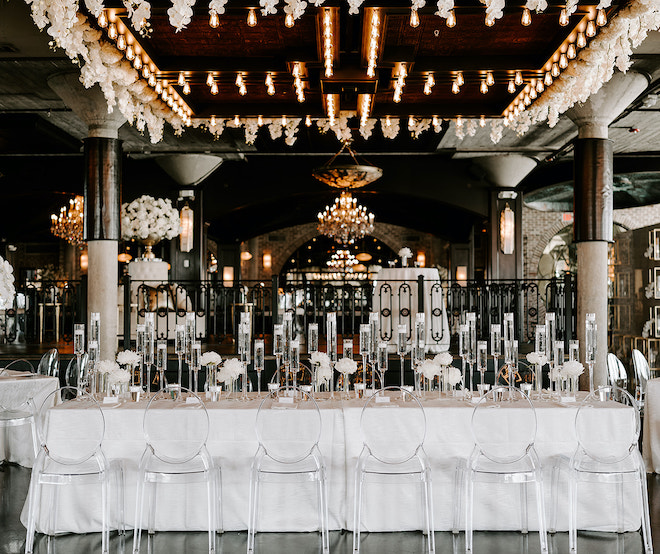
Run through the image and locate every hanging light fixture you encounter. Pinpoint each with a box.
[317,191,375,245]
[50,195,85,245]
[311,141,382,190]
[499,203,515,254]
[179,203,194,252]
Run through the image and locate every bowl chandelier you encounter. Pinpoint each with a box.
[312,141,383,190]
[326,249,359,270]
[317,191,375,245]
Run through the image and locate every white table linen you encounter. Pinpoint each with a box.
[0,369,58,467]
[21,391,639,534]
[643,377,660,472]
[373,268,450,353]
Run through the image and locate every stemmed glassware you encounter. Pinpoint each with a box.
[569,339,579,362]
[466,313,476,392]
[327,313,337,398]
[283,312,293,389]
[459,324,469,393]
[156,340,167,391]
[74,323,85,390]
[534,324,547,396]
[175,324,185,388]
[585,313,597,393]
[553,339,565,397]
[191,342,201,392]
[308,323,319,394]
[490,324,501,384]
[88,339,99,394]
[291,338,300,391]
[239,322,251,400]
[144,312,155,393]
[477,340,488,393]
[273,324,284,387]
[359,323,371,391]
[397,324,407,388]
[369,312,380,380]
[254,339,265,397]
[136,324,146,391]
[377,341,388,390]
[545,312,556,365]
[414,313,426,395]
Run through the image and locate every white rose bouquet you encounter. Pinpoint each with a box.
[116,350,141,368]
[562,361,584,378]
[99,360,131,385]
[121,195,181,242]
[0,255,16,310]
[335,358,358,375]
[200,351,222,366]
[217,358,243,384]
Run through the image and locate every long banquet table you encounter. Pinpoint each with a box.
[0,369,59,468]
[21,390,641,535]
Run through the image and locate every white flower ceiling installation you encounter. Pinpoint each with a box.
[23,0,660,145]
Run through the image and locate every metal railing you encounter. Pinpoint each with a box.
[1,274,576,351]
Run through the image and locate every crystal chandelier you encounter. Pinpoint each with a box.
[326,249,358,270]
[50,195,84,245]
[317,191,375,245]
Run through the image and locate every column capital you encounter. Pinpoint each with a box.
[566,71,649,139]
[47,72,126,139]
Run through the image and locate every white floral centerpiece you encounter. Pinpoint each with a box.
[218,358,243,395]
[99,359,130,395]
[434,352,453,367]
[442,366,463,394]
[0,256,16,310]
[335,357,358,375]
[201,351,222,389]
[526,352,548,366]
[121,195,181,259]
[311,351,333,389]
[398,247,413,267]
[117,350,141,368]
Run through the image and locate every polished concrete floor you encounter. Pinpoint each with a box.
[0,463,657,554]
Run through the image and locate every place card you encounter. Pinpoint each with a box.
[560,396,576,403]
[375,395,390,403]
[278,396,294,404]
[186,396,201,404]
[102,396,119,405]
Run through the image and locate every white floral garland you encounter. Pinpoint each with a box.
[0,256,16,310]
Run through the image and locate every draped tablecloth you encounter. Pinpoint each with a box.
[372,268,450,353]
[21,391,640,534]
[0,370,59,467]
[643,377,660,472]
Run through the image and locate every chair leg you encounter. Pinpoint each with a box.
[24,459,43,554]
[216,466,224,534]
[29,418,39,460]
[206,469,216,554]
[147,480,157,535]
[465,471,474,554]
[352,471,363,553]
[116,463,125,536]
[534,474,548,554]
[247,470,259,554]
[568,474,577,554]
[549,464,559,534]
[133,472,146,554]
[424,470,435,554]
[638,468,654,554]
[102,475,109,554]
[318,470,329,553]
[520,482,528,534]
[616,479,624,534]
[453,464,464,535]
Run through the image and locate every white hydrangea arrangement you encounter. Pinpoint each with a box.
[0,255,16,310]
[335,358,358,375]
[443,366,463,386]
[121,195,181,242]
[526,352,548,366]
[419,359,441,379]
[116,350,141,367]
[311,352,333,385]
[562,360,585,378]
[217,358,243,384]
[200,351,222,366]
[434,352,453,367]
[98,360,131,385]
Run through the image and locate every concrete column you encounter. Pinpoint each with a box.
[49,73,125,360]
[567,70,649,388]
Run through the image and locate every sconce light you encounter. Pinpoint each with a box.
[416,252,426,267]
[80,252,88,271]
[499,203,515,255]
[179,203,194,253]
[456,265,467,285]
[222,266,234,287]
[263,252,272,270]
[240,251,253,261]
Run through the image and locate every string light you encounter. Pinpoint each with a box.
[393,63,406,103]
[385,115,391,127]
[360,94,372,127]
[155,82,162,94]
[521,7,531,26]
[210,115,216,126]
[265,73,275,95]
[116,34,126,50]
[207,72,215,87]
[210,81,218,94]
[281,115,287,126]
[452,80,460,94]
[424,73,434,95]
[456,71,464,86]
[285,13,295,27]
[559,53,568,69]
[236,73,247,95]
[514,71,523,86]
[305,115,312,127]
[480,80,488,94]
[559,8,569,26]
[125,44,135,61]
[544,72,553,86]
[536,80,544,93]
[480,115,486,127]
[209,10,219,28]
[247,8,257,27]
[456,115,463,128]
[108,23,117,40]
[327,95,337,125]
[142,65,150,79]
[366,9,380,78]
[446,9,456,27]
[577,32,587,48]
[551,62,560,77]
[486,71,494,86]
[410,8,420,28]
[97,11,108,28]
[596,8,607,26]
[485,16,495,27]
[323,9,334,78]
[148,74,156,87]
[508,80,516,93]
[178,72,185,86]
[567,43,577,59]
[182,82,190,95]
[234,115,240,126]
[133,55,142,70]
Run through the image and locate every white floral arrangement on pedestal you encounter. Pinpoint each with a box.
[419,359,441,380]
[121,195,181,242]
[434,352,454,367]
[443,366,463,387]
[398,247,413,267]
[0,255,16,310]
[116,350,141,368]
[526,352,549,366]
[335,358,358,375]
[200,351,222,367]
[311,351,333,386]
[99,359,131,385]
[217,358,243,384]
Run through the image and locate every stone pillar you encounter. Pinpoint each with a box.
[49,73,125,360]
[567,71,649,388]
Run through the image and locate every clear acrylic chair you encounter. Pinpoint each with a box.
[460,386,547,554]
[65,354,88,387]
[607,353,628,391]
[551,386,652,554]
[247,386,328,554]
[353,386,434,554]
[4,358,35,373]
[133,387,221,554]
[631,349,650,412]
[24,386,124,554]
[0,396,38,462]
[37,348,59,378]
